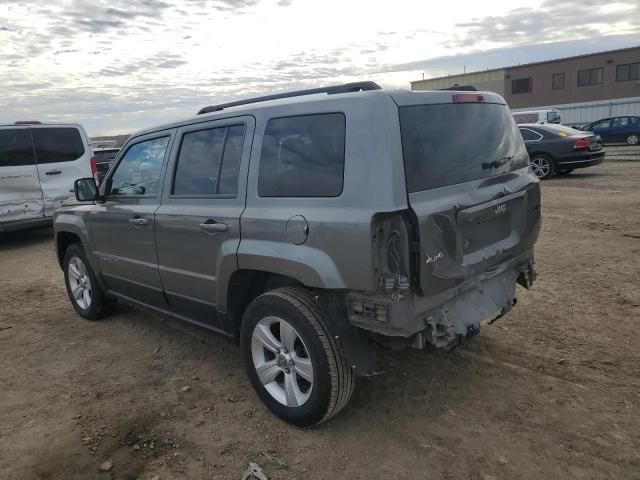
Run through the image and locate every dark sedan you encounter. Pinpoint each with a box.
[580,116,640,145]
[518,124,604,179]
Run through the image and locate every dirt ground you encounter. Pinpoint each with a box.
[1,157,639,480]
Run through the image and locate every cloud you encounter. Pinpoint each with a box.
[97,52,188,77]
[387,34,640,77]
[453,0,640,47]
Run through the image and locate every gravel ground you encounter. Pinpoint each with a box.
[0,160,639,480]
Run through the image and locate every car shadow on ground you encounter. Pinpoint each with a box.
[0,226,53,251]
[546,171,605,181]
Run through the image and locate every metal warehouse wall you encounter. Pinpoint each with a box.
[511,96,640,124]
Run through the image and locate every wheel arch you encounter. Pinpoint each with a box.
[224,269,304,341]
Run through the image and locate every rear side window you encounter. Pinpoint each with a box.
[400,103,529,192]
[32,128,85,164]
[0,129,35,167]
[519,128,542,142]
[173,124,245,196]
[258,113,345,197]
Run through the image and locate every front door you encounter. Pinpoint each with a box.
[90,131,174,309]
[154,117,254,330]
[0,127,44,224]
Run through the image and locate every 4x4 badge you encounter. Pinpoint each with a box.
[495,203,508,216]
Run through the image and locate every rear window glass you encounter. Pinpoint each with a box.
[32,128,85,164]
[543,125,583,136]
[258,113,345,197]
[173,125,245,196]
[94,150,119,163]
[400,103,529,192]
[0,129,35,167]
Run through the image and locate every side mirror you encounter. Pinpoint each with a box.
[74,178,99,202]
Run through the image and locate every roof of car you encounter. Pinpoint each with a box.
[129,86,506,140]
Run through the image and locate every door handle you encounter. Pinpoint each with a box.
[45,170,62,175]
[129,216,149,226]
[199,220,228,232]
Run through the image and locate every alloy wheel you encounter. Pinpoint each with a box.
[68,256,92,310]
[627,134,639,146]
[530,156,551,178]
[251,316,314,407]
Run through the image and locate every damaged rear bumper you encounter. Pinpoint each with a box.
[347,251,536,348]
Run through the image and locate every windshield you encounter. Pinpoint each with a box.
[399,103,529,192]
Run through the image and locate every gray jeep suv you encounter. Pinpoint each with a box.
[54,82,541,426]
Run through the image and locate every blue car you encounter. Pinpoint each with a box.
[582,116,640,145]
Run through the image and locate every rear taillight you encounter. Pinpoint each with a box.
[90,155,99,183]
[14,120,42,125]
[573,138,591,150]
[452,93,485,103]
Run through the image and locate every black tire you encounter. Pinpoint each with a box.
[63,243,114,320]
[626,133,639,146]
[556,169,574,175]
[240,287,355,426]
[529,154,555,180]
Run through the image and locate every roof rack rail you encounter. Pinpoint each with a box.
[197,81,382,115]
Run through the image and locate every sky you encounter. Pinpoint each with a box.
[1,0,638,136]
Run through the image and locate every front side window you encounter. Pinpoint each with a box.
[0,129,35,167]
[590,119,612,130]
[173,124,245,196]
[109,136,169,196]
[32,127,85,164]
[611,117,629,127]
[258,113,345,197]
[577,67,603,87]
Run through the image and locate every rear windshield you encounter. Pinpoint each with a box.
[32,127,85,164]
[94,150,119,163]
[542,125,584,136]
[399,103,529,192]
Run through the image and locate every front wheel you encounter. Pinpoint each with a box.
[240,288,354,426]
[626,133,639,146]
[63,243,114,320]
[530,155,554,179]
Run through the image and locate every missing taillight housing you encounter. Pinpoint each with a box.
[90,155,99,183]
[573,138,591,150]
[452,93,485,103]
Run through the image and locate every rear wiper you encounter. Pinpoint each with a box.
[482,156,513,170]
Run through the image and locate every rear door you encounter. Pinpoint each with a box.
[32,126,92,216]
[394,93,541,297]
[0,127,44,223]
[154,117,253,329]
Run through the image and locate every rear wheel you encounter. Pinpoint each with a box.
[63,243,114,320]
[530,154,554,179]
[626,133,639,145]
[240,287,354,426]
